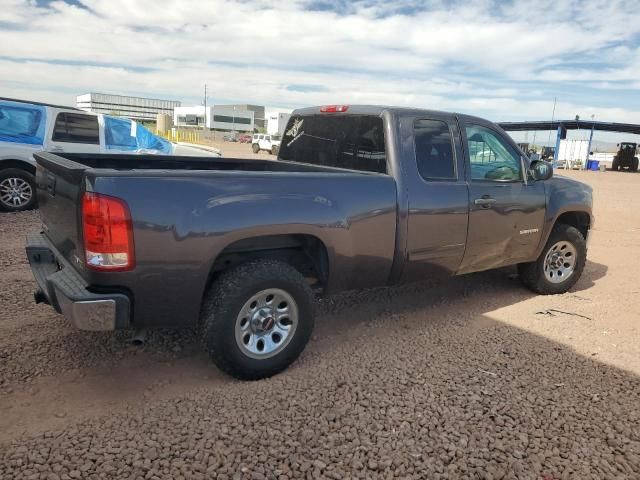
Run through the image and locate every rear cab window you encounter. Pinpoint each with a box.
[52,112,99,144]
[279,114,387,174]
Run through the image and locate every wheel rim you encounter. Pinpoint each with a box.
[0,177,32,208]
[235,288,298,359]
[543,240,577,284]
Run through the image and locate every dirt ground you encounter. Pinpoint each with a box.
[196,139,278,160]
[1,169,639,479]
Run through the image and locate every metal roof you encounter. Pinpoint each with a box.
[498,120,640,135]
[0,97,80,110]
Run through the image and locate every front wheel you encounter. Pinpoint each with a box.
[518,224,587,295]
[200,259,315,380]
[0,168,37,212]
[632,157,639,172]
[252,143,260,153]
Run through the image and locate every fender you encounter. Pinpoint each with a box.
[533,175,593,260]
[0,157,37,174]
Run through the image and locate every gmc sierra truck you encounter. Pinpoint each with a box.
[26,105,594,380]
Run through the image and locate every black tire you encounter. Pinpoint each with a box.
[252,143,260,154]
[201,259,315,380]
[271,145,280,156]
[0,168,37,212]
[632,157,639,172]
[612,159,620,171]
[518,224,587,295]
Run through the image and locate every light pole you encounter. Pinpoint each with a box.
[203,83,209,136]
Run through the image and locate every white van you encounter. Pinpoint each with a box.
[0,98,221,212]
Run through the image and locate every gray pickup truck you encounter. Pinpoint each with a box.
[26,105,593,379]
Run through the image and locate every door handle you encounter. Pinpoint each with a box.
[49,147,64,152]
[474,197,496,207]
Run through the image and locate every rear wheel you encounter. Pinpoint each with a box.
[252,143,260,153]
[518,224,587,295]
[632,157,639,172]
[200,259,315,380]
[0,168,37,212]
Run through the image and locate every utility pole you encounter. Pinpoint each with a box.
[547,96,557,147]
[203,83,207,131]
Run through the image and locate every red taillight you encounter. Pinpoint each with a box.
[320,105,349,113]
[82,192,135,271]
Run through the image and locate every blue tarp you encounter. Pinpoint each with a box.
[0,100,46,145]
[104,116,172,154]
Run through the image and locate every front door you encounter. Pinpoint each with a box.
[400,114,469,282]
[458,122,546,273]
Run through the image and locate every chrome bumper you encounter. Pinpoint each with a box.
[26,232,130,331]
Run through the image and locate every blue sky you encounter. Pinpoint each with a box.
[1,0,640,145]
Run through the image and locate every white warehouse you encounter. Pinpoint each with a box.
[173,105,254,132]
[77,93,180,122]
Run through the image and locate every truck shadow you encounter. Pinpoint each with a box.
[314,259,608,328]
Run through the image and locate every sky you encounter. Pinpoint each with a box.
[1,0,640,146]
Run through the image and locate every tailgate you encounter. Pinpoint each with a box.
[34,152,87,271]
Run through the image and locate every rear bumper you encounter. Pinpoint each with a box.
[25,232,130,331]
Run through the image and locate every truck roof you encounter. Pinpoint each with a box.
[291,105,491,125]
[0,97,81,111]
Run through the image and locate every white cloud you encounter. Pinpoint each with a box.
[0,0,639,123]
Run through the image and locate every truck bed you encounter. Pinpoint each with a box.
[33,151,398,329]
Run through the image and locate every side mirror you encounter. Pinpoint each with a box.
[530,160,553,181]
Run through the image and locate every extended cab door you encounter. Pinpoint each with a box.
[458,120,546,273]
[46,112,101,154]
[399,114,469,282]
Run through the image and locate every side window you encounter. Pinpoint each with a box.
[466,124,521,181]
[52,113,99,144]
[265,136,271,142]
[414,119,456,180]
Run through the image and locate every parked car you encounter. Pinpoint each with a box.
[0,97,220,212]
[252,133,281,155]
[26,105,593,380]
[223,132,238,142]
[237,134,252,144]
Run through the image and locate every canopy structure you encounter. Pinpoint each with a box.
[498,119,640,165]
[498,120,640,135]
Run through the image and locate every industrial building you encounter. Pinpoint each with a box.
[76,93,181,122]
[173,105,255,132]
[216,104,266,129]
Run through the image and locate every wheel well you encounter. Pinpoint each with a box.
[209,234,329,291]
[0,159,36,175]
[555,211,590,238]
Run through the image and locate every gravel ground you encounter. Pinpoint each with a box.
[1,170,639,479]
